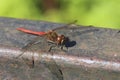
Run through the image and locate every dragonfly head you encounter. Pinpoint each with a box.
[57,35,69,46]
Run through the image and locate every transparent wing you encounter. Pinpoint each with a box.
[52,20,78,31]
[43,59,63,80]
[16,36,43,58]
[52,20,93,31]
[16,36,64,80]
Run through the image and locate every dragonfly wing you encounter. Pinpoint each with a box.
[16,36,43,58]
[52,20,77,31]
[43,55,64,80]
[17,35,64,80]
[52,20,93,31]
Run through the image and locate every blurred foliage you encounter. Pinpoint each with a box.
[0,0,120,29]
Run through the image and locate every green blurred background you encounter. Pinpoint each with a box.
[0,0,120,29]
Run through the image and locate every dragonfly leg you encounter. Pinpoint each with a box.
[47,40,68,52]
[60,45,63,50]
[47,40,56,52]
[48,45,56,52]
[60,46,68,52]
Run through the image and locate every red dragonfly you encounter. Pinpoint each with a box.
[16,21,77,80]
[17,20,77,51]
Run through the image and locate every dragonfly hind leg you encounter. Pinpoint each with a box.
[48,43,68,52]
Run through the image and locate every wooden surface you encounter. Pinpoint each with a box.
[0,17,120,80]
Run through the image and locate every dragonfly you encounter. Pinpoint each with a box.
[16,21,77,80]
[17,20,77,51]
